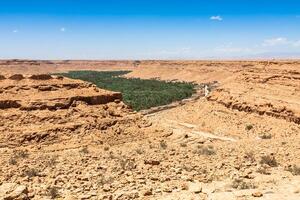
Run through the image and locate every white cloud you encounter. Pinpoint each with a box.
[12,30,18,33]
[262,37,300,47]
[262,37,289,46]
[210,16,223,21]
[60,27,66,32]
[293,40,300,47]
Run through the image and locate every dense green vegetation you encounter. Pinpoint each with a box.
[58,71,196,111]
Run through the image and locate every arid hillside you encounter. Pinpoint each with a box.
[0,60,299,200]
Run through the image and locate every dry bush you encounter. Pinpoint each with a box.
[97,174,114,186]
[244,151,256,162]
[119,158,136,171]
[17,151,29,158]
[79,146,89,154]
[47,187,60,199]
[193,145,216,156]
[259,133,272,139]
[108,151,117,159]
[8,157,17,165]
[231,178,256,190]
[135,148,144,155]
[14,149,29,159]
[260,155,278,167]
[180,143,187,147]
[104,146,110,151]
[9,149,29,165]
[245,124,254,131]
[287,165,300,176]
[23,168,40,178]
[160,140,168,150]
[45,156,58,167]
[256,166,270,175]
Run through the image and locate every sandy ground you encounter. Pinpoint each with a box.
[0,60,299,200]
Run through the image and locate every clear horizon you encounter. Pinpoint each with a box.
[1,0,300,60]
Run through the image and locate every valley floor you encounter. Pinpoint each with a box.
[0,60,299,199]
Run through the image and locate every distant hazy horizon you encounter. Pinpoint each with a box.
[1,0,300,60]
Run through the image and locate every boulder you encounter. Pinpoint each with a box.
[0,183,29,200]
[29,74,53,80]
[9,74,24,81]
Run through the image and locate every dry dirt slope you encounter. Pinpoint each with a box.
[0,73,164,199]
[128,60,300,199]
[0,60,299,200]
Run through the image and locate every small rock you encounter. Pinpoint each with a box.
[181,183,189,190]
[0,183,28,200]
[141,188,153,196]
[163,187,173,193]
[79,194,92,200]
[181,175,193,182]
[144,160,160,165]
[252,191,263,197]
[9,74,24,80]
[64,195,78,200]
[103,184,111,192]
[189,182,202,194]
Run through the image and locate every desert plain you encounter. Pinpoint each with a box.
[0,60,299,199]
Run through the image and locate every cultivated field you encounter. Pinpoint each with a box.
[0,60,299,200]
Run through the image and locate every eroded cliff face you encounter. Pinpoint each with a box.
[207,66,300,125]
[0,74,154,147]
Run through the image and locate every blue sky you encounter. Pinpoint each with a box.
[1,0,300,59]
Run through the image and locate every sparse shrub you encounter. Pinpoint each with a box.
[47,187,60,199]
[244,151,256,162]
[160,140,168,150]
[45,156,58,167]
[149,143,155,149]
[104,146,110,151]
[193,145,216,156]
[97,174,114,186]
[260,155,278,167]
[135,148,143,155]
[79,146,89,154]
[231,178,256,190]
[182,164,193,172]
[259,133,272,139]
[287,165,300,176]
[256,166,270,175]
[180,143,187,147]
[9,149,29,165]
[23,168,40,178]
[245,124,254,131]
[14,149,29,159]
[119,158,136,171]
[8,157,17,165]
[108,151,116,159]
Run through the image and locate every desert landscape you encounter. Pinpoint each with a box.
[0,60,299,200]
